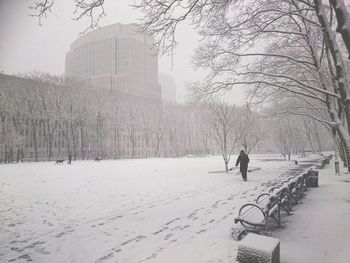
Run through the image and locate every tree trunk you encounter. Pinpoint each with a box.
[329,0,350,58]
[9,147,14,163]
[48,139,53,160]
[80,126,84,160]
[315,0,350,135]
[156,137,161,157]
[31,120,38,162]
[225,161,229,173]
[315,128,322,154]
[20,148,24,161]
[16,148,20,163]
[4,145,8,163]
[337,124,350,172]
[338,139,348,167]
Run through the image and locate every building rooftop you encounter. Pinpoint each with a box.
[70,23,152,50]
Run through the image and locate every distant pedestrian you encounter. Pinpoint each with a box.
[67,153,72,165]
[236,150,249,181]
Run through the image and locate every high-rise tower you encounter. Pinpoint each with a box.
[65,23,160,101]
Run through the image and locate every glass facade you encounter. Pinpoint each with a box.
[65,23,160,101]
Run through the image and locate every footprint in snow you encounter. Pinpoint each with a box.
[95,252,114,262]
[164,233,173,240]
[196,229,207,234]
[18,254,32,261]
[165,218,180,226]
[153,227,168,235]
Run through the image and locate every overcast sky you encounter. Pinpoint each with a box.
[0,0,246,104]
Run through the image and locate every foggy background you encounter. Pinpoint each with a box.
[0,0,246,104]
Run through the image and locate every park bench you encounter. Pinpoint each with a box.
[234,156,330,262]
[233,170,312,240]
[268,185,291,215]
[233,185,289,239]
[286,172,309,204]
[315,154,332,169]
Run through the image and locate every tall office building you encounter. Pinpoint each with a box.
[64,23,161,158]
[159,72,177,103]
[65,23,160,101]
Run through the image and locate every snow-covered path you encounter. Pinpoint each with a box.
[275,165,350,263]
[0,155,317,263]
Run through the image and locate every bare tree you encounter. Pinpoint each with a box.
[328,0,350,57]
[274,122,294,161]
[265,96,333,156]
[238,104,264,154]
[30,0,106,33]
[153,113,167,157]
[24,0,350,162]
[207,100,240,173]
[24,83,41,161]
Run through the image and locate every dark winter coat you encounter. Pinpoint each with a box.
[235,154,249,172]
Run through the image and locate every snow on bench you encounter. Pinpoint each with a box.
[233,170,312,240]
[233,157,327,241]
[237,233,280,263]
[234,186,290,235]
[315,154,332,169]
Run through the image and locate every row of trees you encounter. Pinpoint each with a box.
[0,73,210,162]
[131,0,350,170]
[207,99,332,172]
[0,73,262,163]
[0,72,332,168]
[6,0,346,166]
[27,0,344,167]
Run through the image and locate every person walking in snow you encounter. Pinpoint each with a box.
[235,150,249,181]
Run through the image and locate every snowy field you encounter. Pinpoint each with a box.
[0,155,320,263]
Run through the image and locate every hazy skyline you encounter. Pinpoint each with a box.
[0,0,246,104]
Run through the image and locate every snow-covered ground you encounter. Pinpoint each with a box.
[275,164,350,263]
[0,155,319,263]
